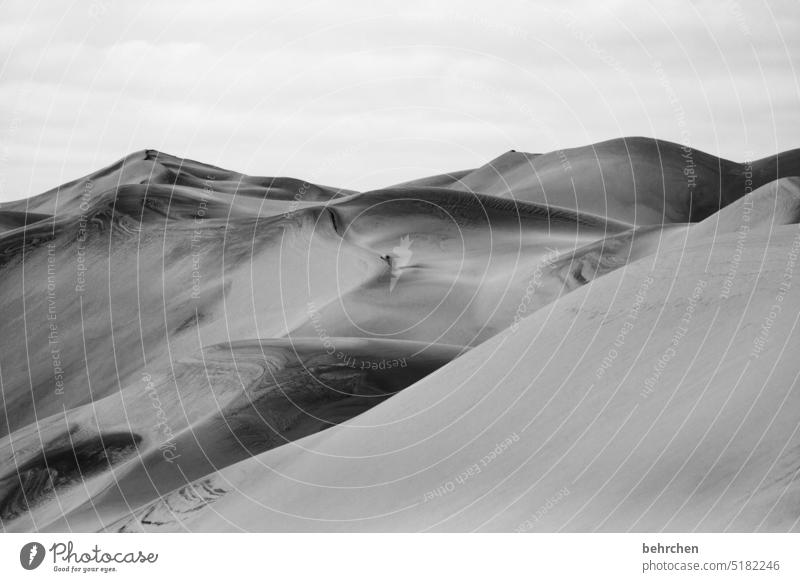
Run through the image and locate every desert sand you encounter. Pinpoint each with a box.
[1,137,799,532]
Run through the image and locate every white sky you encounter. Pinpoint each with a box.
[1,0,798,201]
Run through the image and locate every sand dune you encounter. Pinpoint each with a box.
[1,338,462,531]
[432,138,800,225]
[1,150,351,217]
[132,225,799,532]
[2,138,800,532]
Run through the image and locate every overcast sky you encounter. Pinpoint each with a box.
[1,0,798,201]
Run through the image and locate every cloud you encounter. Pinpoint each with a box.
[0,0,798,201]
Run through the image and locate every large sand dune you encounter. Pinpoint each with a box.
[411,138,800,226]
[2,138,800,532]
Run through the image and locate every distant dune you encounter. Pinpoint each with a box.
[2,137,800,532]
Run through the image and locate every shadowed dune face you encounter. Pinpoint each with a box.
[0,167,633,437]
[0,432,141,522]
[1,138,800,532]
[435,138,800,225]
[290,189,631,346]
[1,338,463,532]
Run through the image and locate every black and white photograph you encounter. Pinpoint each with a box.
[1,0,799,579]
